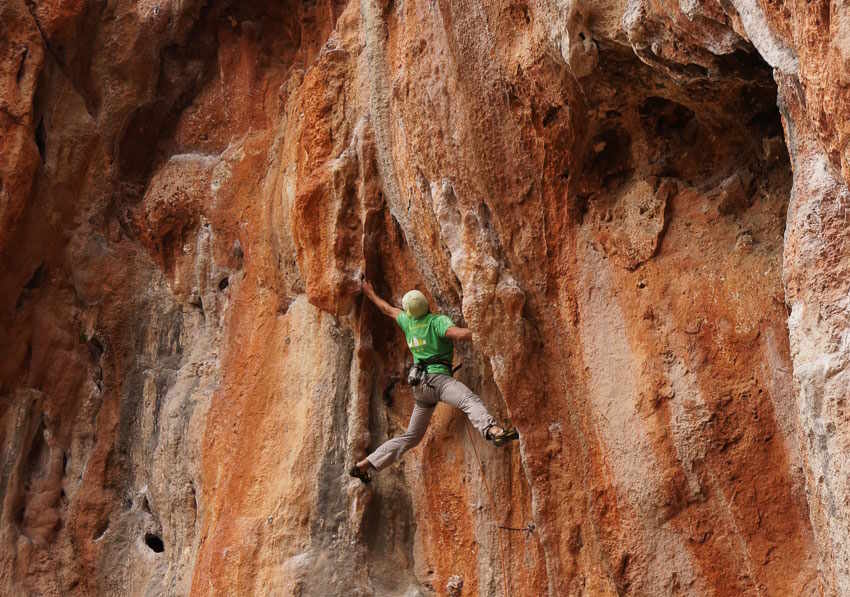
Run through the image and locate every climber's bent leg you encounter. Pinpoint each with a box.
[366,401,435,471]
[432,375,497,437]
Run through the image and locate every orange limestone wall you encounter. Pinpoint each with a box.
[1,0,847,595]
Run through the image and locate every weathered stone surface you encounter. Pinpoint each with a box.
[0,0,848,595]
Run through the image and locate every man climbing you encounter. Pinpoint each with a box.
[349,280,518,484]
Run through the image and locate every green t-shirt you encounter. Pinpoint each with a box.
[396,311,455,374]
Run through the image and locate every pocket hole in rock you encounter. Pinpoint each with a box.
[93,518,109,540]
[144,533,164,553]
[218,276,229,291]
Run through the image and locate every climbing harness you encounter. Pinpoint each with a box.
[407,355,461,387]
[407,362,428,386]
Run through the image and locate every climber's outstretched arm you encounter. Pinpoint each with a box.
[444,327,473,341]
[362,280,402,319]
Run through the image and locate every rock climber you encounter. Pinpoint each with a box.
[349,280,518,484]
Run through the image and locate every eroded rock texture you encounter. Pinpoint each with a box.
[1,0,848,595]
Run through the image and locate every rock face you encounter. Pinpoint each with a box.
[1,0,848,595]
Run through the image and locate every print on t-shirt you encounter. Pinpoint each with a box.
[396,311,455,374]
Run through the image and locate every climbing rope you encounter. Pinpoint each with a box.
[464,421,512,597]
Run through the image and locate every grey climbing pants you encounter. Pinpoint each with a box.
[366,373,497,471]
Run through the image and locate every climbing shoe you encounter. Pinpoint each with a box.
[349,464,371,484]
[487,426,519,447]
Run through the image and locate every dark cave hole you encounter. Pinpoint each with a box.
[389,213,405,247]
[190,295,205,314]
[144,532,164,553]
[160,230,177,274]
[589,127,633,190]
[577,39,789,225]
[715,48,775,80]
[543,105,560,127]
[615,552,632,592]
[34,118,46,161]
[218,276,229,291]
[16,47,28,84]
[25,419,48,479]
[382,379,398,407]
[639,97,696,137]
[682,62,710,79]
[277,296,294,315]
[24,263,45,290]
[748,108,783,139]
[477,199,495,231]
[87,336,104,361]
[17,266,42,308]
[93,518,109,540]
[573,193,590,224]
[117,102,166,187]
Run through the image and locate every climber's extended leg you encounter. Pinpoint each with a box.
[431,375,517,445]
[363,400,436,472]
[430,376,496,435]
